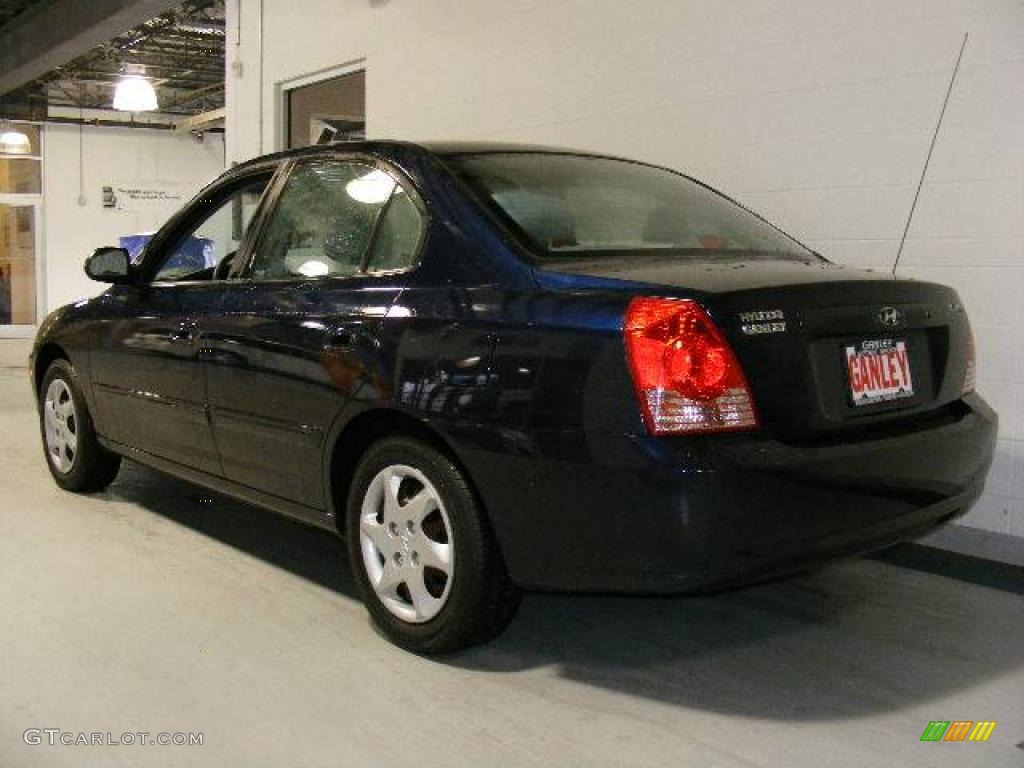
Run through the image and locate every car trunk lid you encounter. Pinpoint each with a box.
[534,256,973,442]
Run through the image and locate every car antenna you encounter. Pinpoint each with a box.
[892,31,968,276]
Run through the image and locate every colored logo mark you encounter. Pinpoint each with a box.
[920,721,997,742]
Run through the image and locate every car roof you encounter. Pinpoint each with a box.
[227,139,608,175]
[415,140,584,156]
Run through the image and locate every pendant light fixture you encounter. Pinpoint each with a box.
[0,123,32,155]
[113,64,159,112]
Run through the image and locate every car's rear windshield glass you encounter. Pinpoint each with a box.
[446,152,813,261]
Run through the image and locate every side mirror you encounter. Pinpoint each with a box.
[84,247,132,283]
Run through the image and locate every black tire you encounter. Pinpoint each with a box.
[346,436,520,654]
[39,359,121,492]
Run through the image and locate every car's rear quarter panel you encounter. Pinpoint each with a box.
[389,285,658,588]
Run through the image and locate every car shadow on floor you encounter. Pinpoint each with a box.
[109,460,1024,722]
[108,460,360,600]
[452,568,1024,720]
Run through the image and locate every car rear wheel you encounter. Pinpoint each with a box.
[39,359,121,492]
[346,436,519,653]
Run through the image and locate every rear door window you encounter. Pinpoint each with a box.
[247,160,422,279]
[366,188,424,272]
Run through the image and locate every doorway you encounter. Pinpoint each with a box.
[0,122,43,336]
[285,69,366,149]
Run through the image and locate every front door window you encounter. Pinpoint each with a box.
[151,175,271,282]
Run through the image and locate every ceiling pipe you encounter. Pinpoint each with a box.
[42,115,177,130]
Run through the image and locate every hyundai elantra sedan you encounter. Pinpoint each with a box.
[31,141,996,653]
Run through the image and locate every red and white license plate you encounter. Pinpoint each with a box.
[845,338,914,407]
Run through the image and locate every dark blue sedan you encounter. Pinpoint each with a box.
[31,141,996,653]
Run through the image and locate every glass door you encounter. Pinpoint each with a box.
[0,122,43,336]
[0,202,41,333]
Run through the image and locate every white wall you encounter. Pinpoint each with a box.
[42,124,224,310]
[226,0,1024,540]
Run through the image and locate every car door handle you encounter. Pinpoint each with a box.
[167,321,197,343]
[196,347,247,366]
[324,331,358,350]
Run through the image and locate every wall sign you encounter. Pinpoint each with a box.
[102,182,192,212]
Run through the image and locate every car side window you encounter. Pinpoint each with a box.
[247,160,421,279]
[366,187,424,272]
[152,176,271,282]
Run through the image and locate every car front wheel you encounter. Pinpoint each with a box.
[346,436,519,653]
[39,359,121,492]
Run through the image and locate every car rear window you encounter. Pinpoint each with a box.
[445,152,813,262]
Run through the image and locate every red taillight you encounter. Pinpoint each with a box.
[962,329,976,395]
[624,297,758,435]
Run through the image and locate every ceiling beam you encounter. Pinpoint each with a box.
[175,106,224,132]
[0,0,185,97]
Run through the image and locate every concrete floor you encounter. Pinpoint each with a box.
[1,340,1022,768]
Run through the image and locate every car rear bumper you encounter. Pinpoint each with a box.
[449,394,997,593]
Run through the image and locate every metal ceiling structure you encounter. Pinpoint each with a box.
[0,0,40,27]
[0,0,224,121]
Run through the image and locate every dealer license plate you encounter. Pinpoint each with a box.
[845,338,914,407]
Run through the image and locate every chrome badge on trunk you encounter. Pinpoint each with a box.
[739,309,786,335]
